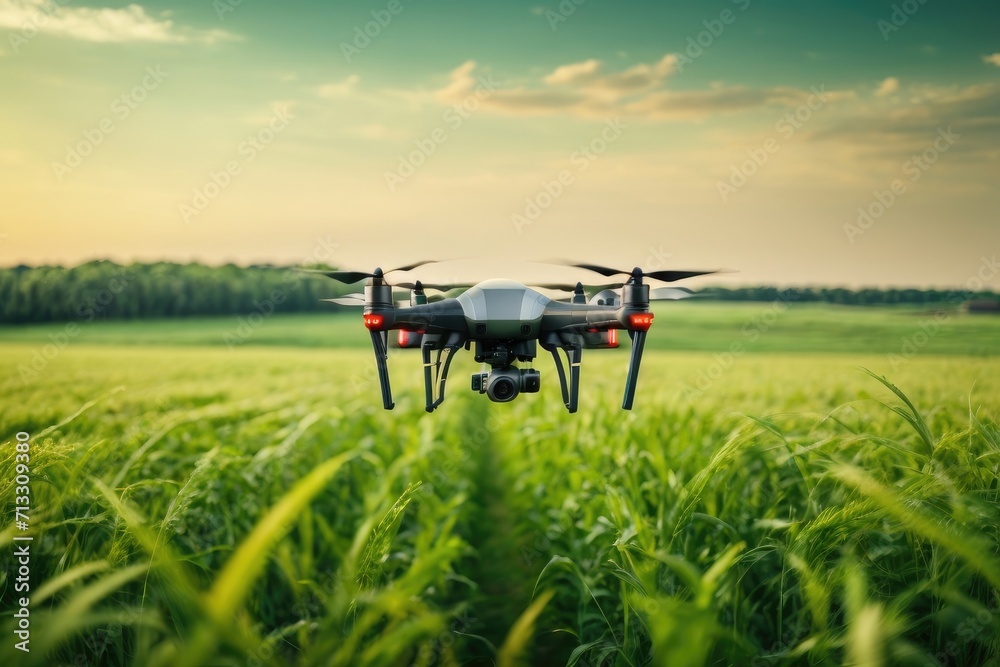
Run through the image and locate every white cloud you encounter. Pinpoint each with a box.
[0,0,237,44]
[543,59,601,85]
[542,55,677,93]
[813,82,1000,161]
[876,77,900,97]
[317,74,360,98]
[434,60,480,104]
[983,53,1000,67]
[433,55,832,121]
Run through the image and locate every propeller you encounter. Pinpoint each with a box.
[307,260,439,285]
[321,294,366,306]
[649,286,696,300]
[394,281,474,291]
[321,283,467,307]
[571,263,719,283]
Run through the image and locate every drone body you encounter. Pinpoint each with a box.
[319,263,714,413]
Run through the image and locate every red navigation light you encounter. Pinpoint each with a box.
[608,328,619,347]
[397,330,409,346]
[628,313,654,332]
[363,314,385,331]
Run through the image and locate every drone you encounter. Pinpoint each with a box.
[315,262,718,413]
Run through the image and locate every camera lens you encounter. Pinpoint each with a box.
[486,368,520,403]
[492,377,515,400]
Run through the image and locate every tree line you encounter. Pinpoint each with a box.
[0,261,350,324]
[0,261,995,324]
[703,285,998,306]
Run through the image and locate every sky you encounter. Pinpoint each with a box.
[0,0,998,288]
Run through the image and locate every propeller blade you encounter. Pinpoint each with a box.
[532,282,619,291]
[317,270,377,284]
[306,260,440,284]
[649,287,695,300]
[322,295,366,306]
[644,269,718,282]
[568,263,721,284]
[572,263,627,278]
[390,260,438,273]
[394,281,474,291]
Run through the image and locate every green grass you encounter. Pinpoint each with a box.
[1,305,999,666]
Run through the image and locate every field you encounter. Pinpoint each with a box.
[1,303,999,666]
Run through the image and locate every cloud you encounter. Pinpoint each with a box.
[983,53,1000,67]
[811,82,1000,161]
[876,76,900,97]
[543,59,601,85]
[0,0,237,44]
[317,74,360,98]
[626,85,827,120]
[433,55,830,121]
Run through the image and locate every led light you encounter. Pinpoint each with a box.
[398,330,409,346]
[628,313,654,332]
[608,328,618,346]
[363,314,385,330]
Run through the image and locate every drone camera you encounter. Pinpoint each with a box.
[471,368,540,402]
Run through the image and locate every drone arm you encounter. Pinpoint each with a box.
[369,330,395,410]
[622,329,646,410]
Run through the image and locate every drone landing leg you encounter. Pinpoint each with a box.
[421,342,435,411]
[429,344,460,411]
[422,332,464,412]
[567,345,582,414]
[622,330,646,410]
[369,330,395,410]
[547,346,570,408]
[541,332,583,413]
